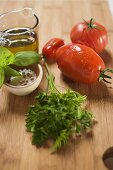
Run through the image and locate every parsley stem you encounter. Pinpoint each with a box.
[44,61,60,93]
[26,58,95,153]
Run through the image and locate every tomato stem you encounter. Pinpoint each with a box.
[83,18,95,29]
[83,18,102,30]
[99,69,113,84]
[89,18,94,28]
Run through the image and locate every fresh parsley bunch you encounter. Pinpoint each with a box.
[0,47,41,87]
[26,63,94,153]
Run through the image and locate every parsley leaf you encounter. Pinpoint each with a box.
[25,62,95,153]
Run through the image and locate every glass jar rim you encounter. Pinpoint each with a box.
[0,7,39,29]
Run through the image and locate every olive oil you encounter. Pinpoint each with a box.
[0,27,38,53]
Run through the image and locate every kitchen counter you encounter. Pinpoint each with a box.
[0,0,113,170]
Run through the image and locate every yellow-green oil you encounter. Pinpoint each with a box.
[1,27,38,53]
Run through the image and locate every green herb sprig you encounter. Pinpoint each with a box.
[25,61,95,153]
[0,47,41,87]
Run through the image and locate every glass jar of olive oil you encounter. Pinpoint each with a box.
[0,8,39,53]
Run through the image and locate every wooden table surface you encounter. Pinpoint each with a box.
[0,0,113,170]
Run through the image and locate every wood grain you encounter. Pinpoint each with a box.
[0,0,113,170]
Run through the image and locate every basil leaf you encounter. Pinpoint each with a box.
[4,66,21,77]
[14,51,41,66]
[9,76,23,86]
[0,68,4,87]
[0,47,15,67]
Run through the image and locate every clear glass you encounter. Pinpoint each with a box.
[0,8,39,53]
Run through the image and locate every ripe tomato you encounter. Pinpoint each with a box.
[70,18,108,53]
[42,38,64,62]
[56,43,106,84]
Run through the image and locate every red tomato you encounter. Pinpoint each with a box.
[70,18,108,53]
[42,38,64,62]
[56,43,106,84]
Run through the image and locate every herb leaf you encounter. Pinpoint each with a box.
[0,47,15,67]
[4,66,21,77]
[26,90,94,153]
[14,51,42,66]
[26,61,94,153]
[50,129,70,153]
[0,68,4,87]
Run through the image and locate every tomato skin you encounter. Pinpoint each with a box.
[56,43,105,84]
[70,21,108,53]
[42,38,64,62]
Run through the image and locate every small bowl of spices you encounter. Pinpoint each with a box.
[5,64,43,96]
